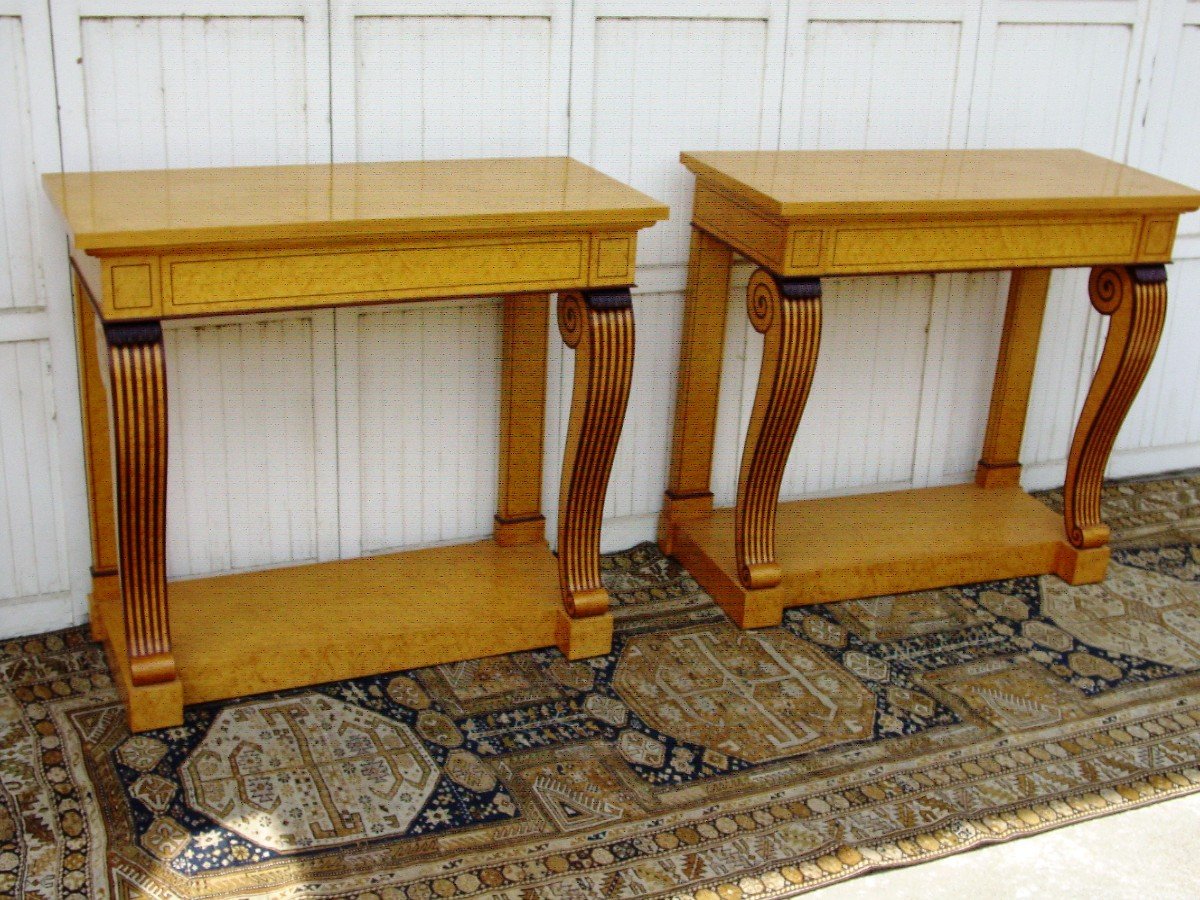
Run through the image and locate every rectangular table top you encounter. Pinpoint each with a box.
[681,149,1200,220]
[45,157,668,253]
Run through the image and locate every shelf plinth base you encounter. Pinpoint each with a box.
[667,483,1094,629]
[555,609,613,659]
[94,537,597,732]
[1053,542,1111,585]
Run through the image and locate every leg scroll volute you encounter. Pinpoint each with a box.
[735,270,822,590]
[1063,264,1168,551]
[105,321,176,688]
[555,289,634,651]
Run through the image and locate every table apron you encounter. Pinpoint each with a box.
[692,181,1178,278]
[83,231,638,320]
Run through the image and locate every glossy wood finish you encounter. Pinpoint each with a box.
[72,272,119,639]
[1064,265,1169,550]
[976,268,1052,489]
[673,484,1072,628]
[682,150,1200,218]
[45,158,666,251]
[45,159,665,321]
[683,150,1200,278]
[94,538,563,705]
[665,150,1199,628]
[555,288,635,654]
[495,293,550,548]
[660,228,733,551]
[735,271,821,590]
[105,321,173,687]
[51,158,665,730]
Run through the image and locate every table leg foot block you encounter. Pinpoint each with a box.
[667,523,785,629]
[657,517,676,556]
[125,679,184,732]
[97,585,184,731]
[493,516,546,547]
[87,574,119,642]
[658,494,715,556]
[555,610,613,660]
[1053,542,1111,585]
[718,589,785,630]
[88,612,105,643]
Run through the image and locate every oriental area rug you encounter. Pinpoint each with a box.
[4,474,1200,899]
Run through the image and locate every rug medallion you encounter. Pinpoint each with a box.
[2,473,1200,897]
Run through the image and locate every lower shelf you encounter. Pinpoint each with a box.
[669,483,1107,628]
[98,537,600,729]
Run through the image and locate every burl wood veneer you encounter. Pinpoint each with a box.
[46,157,667,731]
[661,149,1200,629]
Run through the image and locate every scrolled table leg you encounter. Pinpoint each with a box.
[554,288,634,658]
[105,320,182,728]
[1057,264,1168,583]
[735,270,822,592]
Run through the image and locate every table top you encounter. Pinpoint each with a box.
[681,149,1200,219]
[45,157,668,252]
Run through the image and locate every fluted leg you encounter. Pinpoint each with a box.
[554,288,634,657]
[1061,265,1167,572]
[105,321,175,688]
[735,270,822,590]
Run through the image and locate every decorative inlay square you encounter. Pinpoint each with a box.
[591,234,634,282]
[108,260,160,312]
[1140,218,1177,258]
[787,229,823,269]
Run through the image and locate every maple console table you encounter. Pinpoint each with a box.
[46,157,666,731]
[660,149,1200,629]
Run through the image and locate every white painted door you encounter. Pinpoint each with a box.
[4,0,1200,639]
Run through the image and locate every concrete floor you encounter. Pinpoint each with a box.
[817,791,1200,898]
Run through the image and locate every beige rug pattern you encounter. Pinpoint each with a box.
[2,473,1199,898]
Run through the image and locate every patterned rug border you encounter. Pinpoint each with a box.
[6,470,1200,898]
[673,766,1200,900]
[84,692,1200,899]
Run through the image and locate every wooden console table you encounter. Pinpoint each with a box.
[661,149,1199,629]
[45,157,666,731]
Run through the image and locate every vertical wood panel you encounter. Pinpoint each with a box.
[164,317,324,578]
[79,15,316,170]
[1020,268,1101,470]
[49,4,337,583]
[774,12,975,500]
[331,4,569,553]
[795,19,964,150]
[974,22,1133,153]
[590,15,774,267]
[578,6,785,538]
[970,8,1145,477]
[712,274,936,506]
[354,300,502,554]
[1150,18,1200,239]
[601,287,684,520]
[2,0,1193,632]
[1114,3,1200,459]
[0,340,69,601]
[787,276,934,497]
[1114,258,1200,451]
[913,272,1011,483]
[352,15,557,161]
[0,15,39,311]
[0,2,77,631]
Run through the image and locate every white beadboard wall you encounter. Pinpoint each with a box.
[0,0,86,635]
[3,0,1200,638]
